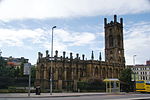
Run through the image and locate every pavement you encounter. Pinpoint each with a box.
[1,92,150,100]
[0,92,118,98]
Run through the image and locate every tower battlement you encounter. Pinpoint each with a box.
[104,15,123,27]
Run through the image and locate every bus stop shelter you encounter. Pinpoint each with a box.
[103,78,120,93]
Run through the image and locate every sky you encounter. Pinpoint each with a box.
[0,0,150,65]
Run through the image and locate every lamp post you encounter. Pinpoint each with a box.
[50,26,56,95]
[133,55,137,66]
[133,55,137,92]
[0,49,2,57]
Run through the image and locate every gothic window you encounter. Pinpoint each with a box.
[110,51,113,54]
[109,35,113,47]
[109,28,112,34]
[117,35,121,46]
[80,69,84,77]
[40,64,44,79]
[110,57,113,61]
[95,67,98,76]
[58,68,62,79]
[118,57,121,62]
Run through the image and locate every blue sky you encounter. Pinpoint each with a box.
[0,0,150,65]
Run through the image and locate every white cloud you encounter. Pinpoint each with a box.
[124,22,150,65]
[0,28,45,46]
[55,29,96,46]
[0,28,96,53]
[0,21,150,65]
[43,29,96,50]
[0,0,149,20]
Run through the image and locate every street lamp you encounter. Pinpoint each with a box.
[50,26,56,95]
[0,49,2,57]
[133,55,137,66]
[133,55,137,92]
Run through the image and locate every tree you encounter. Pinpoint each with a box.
[0,57,15,77]
[119,68,134,92]
[77,78,105,91]
[31,66,36,79]
[0,57,6,67]
[0,57,16,88]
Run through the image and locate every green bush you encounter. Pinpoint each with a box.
[77,79,105,91]
[0,89,9,93]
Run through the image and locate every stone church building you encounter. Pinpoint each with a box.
[35,15,125,91]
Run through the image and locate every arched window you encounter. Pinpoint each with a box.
[117,35,121,46]
[110,57,113,61]
[118,57,121,62]
[40,64,44,79]
[110,51,113,54]
[58,67,62,79]
[95,67,98,76]
[109,35,113,47]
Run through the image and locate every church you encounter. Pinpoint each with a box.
[35,15,125,91]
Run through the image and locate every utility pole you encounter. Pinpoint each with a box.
[28,63,31,97]
[50,26,56,95]
[0,49,2,57]
[133,55,137,66]
[133,55,137,92]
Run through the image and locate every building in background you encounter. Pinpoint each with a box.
[146,60,150,66]
[35,15,125,91]
[3,56,29,68]
[131,60,150,81]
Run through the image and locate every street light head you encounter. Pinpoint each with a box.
[52,26,56,29]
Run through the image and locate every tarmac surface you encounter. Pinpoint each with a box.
[0,92,150,100]
[0,92,109,98]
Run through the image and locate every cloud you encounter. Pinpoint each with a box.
[43,29,96,51]
[0,20,150,65]
[0,0,150,21]
[0,28,45,47]
[0,27,96,53]
[124,22,150,65]
[54,29,96,46]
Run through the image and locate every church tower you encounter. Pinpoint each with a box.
[104,15,125,65]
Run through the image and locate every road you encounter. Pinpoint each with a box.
[0,94,150,100]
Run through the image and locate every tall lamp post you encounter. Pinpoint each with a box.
[133,55,137,92]
[133,55,137,66]
[50,26,56,95]
[0,49,2,57]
